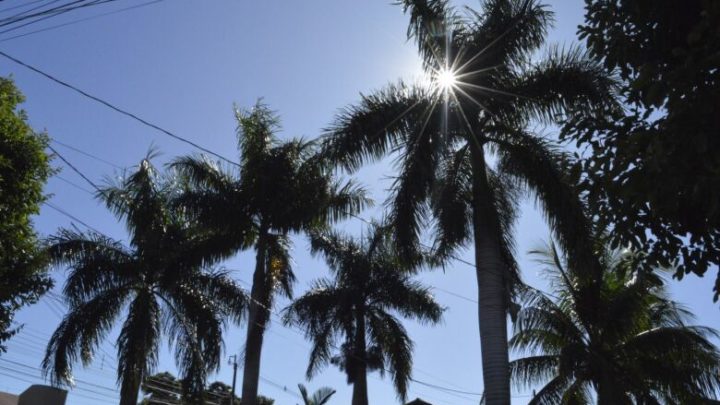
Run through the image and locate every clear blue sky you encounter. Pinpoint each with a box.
[1,1,717,404]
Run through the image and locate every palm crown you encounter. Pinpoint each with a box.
[171,102,370,405]
[284,226,443,405]
[321,1,616,402]
[298,384,336,405]
[511,242,720,404]
[43,158,248,405]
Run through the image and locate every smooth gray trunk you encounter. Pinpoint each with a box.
[470,144,511,405]
[240,228,270,405]
[350,308,369,405]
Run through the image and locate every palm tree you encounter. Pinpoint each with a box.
[510,242,720,404]
[283,226,443,405]
[321,1,617,402]
[297,384,336,405]
[43,158,248,405]
[171,103,370,405]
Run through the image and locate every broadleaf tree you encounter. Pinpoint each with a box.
[561,0,720,299]
[0,77,53,354]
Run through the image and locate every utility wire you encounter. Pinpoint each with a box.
[0,0,48,15]
[0,371,112,404]
[47,143,103,194]
[0,358,119,394]
[0,49,239,165]
[44,201,103,233]
[232,278,483,401]
[0,0,63,25]
[39,149,486,401]
[51,138,123,169]
[55,174,94,194]
[0,0,163,42]
[0,0,121,34]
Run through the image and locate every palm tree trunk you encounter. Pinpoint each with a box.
[351,308,369,405]
[241,226,270,405]
[470,144,511,405]
[119,373,141,405]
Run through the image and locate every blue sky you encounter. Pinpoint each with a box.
[1,1,717,404]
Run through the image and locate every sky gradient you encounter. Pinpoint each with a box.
[1,1,717,404]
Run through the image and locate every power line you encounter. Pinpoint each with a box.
[0,364,119,400]
[44,201,103,233]
[0,0,49,15]
[36,139,487,400]
[0,49,239,165]
[0,0,63,25]
[232,279,483,401]
[0,0,122,35]
[0,0,163,42]
[54,174,94,194]
[0,358,119,394]
[47,143,103,193]
[51,138,123,169]
[0,371,112,404]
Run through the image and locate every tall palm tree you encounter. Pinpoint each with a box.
[43,158,248,405]
[283,226,443,405]
[171,103,370,405]
[510,242,720,404]
[321,1,617,402]
[297,384,336,405]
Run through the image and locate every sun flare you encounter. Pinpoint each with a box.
[435,68,457,91]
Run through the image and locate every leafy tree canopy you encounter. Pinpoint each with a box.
[140,371,274,405]
[0,76,53,353]
[561,0,720,298]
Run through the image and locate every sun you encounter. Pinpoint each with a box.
[435,68,457,91]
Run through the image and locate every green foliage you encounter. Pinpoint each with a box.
[0,76,53,353]
[323,1,616,401]
[298,383,336,405]
[510,241,720,404]
[43,158,248,405]
[562,0,720,298]
[139,372,275,405]
[172,102,371,404]
[284,226,443,402]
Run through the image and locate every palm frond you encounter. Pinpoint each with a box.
[235,101,280,166]
[430,144,472,263]
[116,290,161,402]
[160,287,222,399]
[322,82,432,172]
[311,387,337,405]
[308,230,357,274]
[366,310,413,401]
[375,278,443,325]
[264,233,295,299]
[509,355,559,390]
[400,0,460,70]
[170,155,236,193]
[319,178,374,226]
[187,270,249,324]
[528,374,573,405]
[494,130,601,283]
[504,44,619,124]
[100,158,166,246]
[464,0,553,67]
[42,286,130,386]
[46,229,134,305]
[388,118,441,263]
